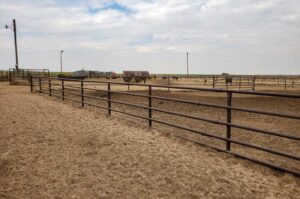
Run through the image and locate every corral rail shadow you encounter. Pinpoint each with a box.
[30,76,300,177]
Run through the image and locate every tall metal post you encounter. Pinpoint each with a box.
[62,80,64,100]
[226,92,232,151]
[108,82,111,114]
[39,77,41,93]
[81,81,84,107]
[148,86,152,126]
[60,50,64,74]
[284,77,287,90]
[168,75,170,92]
[30,76,33,92]
[252,77,256,91]
[9,70,12,85]
[48,78,51,96]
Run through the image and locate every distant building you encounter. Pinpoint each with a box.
[72,70,89,77]
[72,70,118,79]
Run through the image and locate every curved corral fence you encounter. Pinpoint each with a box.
[29,77,300,176]
[150,74,300,91]
[9,68,49,85]
[0,70,9,82]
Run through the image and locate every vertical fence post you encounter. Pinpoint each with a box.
[30,76,33,92]
[108,82,111,114]
[238,76,241,90]
[62,80,64,100]
[81,81,84,107]
[252,77,256,91]
[212,76,215,88]
[48,78,51,96]
[39,77,42,93]
[9,70,12,85]
[284,77,287,90]
[226,92,232,151]
[148,86,152,126]
[168,75,170,92]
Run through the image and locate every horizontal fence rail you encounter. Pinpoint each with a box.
[147,74,300,91]
[30,76,300,177]
[9,68,50,85]
[0,70,9,81]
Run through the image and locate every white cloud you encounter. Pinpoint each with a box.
[0,0,299,74]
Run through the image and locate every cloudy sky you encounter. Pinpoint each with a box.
[0,0,299,74]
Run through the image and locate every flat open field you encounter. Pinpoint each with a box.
[1,82,300,198]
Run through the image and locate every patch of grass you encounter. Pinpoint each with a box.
[49,72,72,77]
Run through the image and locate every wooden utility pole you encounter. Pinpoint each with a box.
[13,19,18,70]
[5,19,19,70]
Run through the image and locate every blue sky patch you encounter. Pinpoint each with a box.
[127,35,154,46]
[88,1,132,15]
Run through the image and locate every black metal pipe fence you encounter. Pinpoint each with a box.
[9,68,50,85]
[0,70,9,81]
[30,76,300,176]
[148,74,300,91]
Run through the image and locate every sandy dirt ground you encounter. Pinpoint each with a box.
[44,79,300,172]
[1,82,300,198]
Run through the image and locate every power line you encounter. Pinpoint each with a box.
[17,30,42,55]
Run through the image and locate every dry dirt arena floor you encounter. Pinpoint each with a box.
[0,82,300,199]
